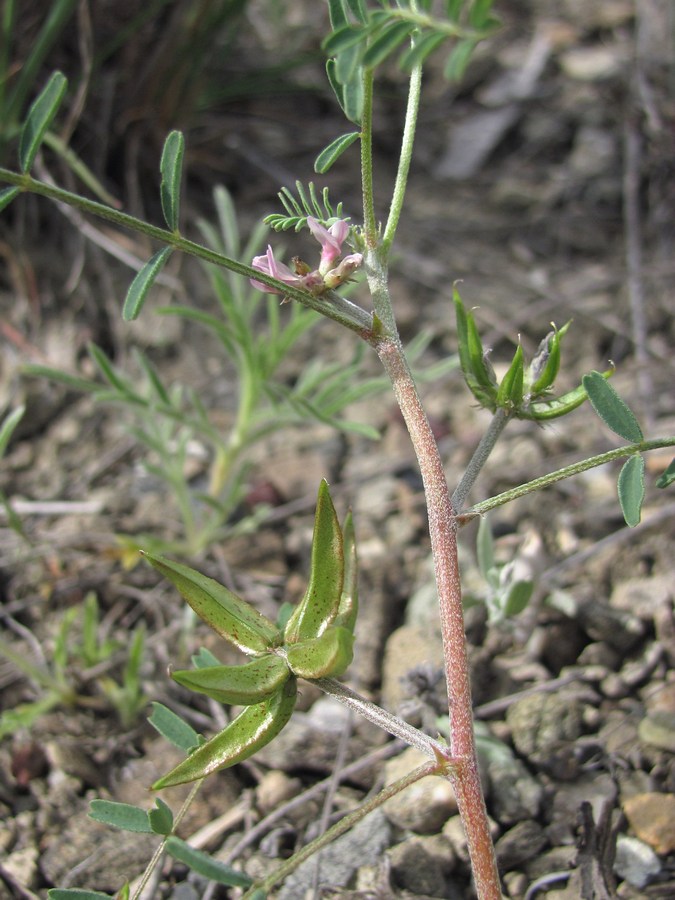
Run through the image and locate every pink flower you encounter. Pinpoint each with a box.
[307,217,350,274]
[323,253,364,289]
[250,218,360,296]
[250,245,306,294]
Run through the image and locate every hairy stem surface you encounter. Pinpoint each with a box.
[373,333,501,899]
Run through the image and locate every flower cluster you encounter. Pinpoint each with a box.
[251,218,363,297]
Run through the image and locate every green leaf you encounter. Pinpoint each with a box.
[172,655,290,706]
[193,646,222,668]
[656,457,675,489]
[148,701,201,753]
[618,454,645,527]
[123,247,173,321]
[362,21,413,69]
[284,480,344,644]
[326,58,363,124]
[89,799,152,833]
[0,405,25,457]
[503,580,533,617]
[323,24,366,55]
[315,131,360,174]
[0,186,21,211]
[345,0,368,24]
[48,891,114,899]
[444,39,478,82]
[399,31,446,70]
[286,624,354,679]
[19,70,67,172]
[143,553,281,655]
[165,836,252,887]
[334,41,362,86]
[328,0,349,29]
[476,516,494,579]
[148,797,174,835]
[582,371,644,443]
[153,678,297,788]
[469,0,495,29]
[159,130,185,231]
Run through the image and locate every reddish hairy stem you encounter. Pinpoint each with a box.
[374,335,501,900]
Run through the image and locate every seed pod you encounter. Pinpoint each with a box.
[143,553,281,655]
[286,625,355,679]
[152,677,298,789]
[172,654,290,706]
[284,480,344,644]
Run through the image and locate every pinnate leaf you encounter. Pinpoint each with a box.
[656,457,675,489]
[315,131,360,174]
[165,837,252,887]
[148,701,201,753]
[89,799,153,833]
[160,130,185,231]
[123,247,173,321]
[48,891,114,899]
[618,454,645,527]
[148,797,174,835]
[0,187,21,212]
[582,371,643,443]
[19,71,67,173]
[361,21,414,69]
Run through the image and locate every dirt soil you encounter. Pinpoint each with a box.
[1,2,674,899]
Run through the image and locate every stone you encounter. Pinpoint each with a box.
[389,835,452,896]
[381,624,444,715]
[479,734,543,825]
[614,835,661,888]
[505,691,583,773]
[383,747,457,834]
[559,46,625,81]
[276,809,391,900]
[495,820,547,871]
[610,574,673,620]
[638,711,675,753]
[623,793,675,855]
[547,774,617,846]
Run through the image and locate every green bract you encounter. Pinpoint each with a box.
[152,677,298,789]
[143,553,281,655]
[149,481,359,789]
[286,625,354,679]
[171,655,290,706]
[284,480,345,643]
[453,288,612,421]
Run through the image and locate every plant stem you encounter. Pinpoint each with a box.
[314,677,449,759]
[132,779,203,900]
[467,436,675,517]
[0,168,375,338]
[374,333,501,898]
[242,759,442,900]
[360,68,377,247]
[382,33,423,255]
[452,407,510,511]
